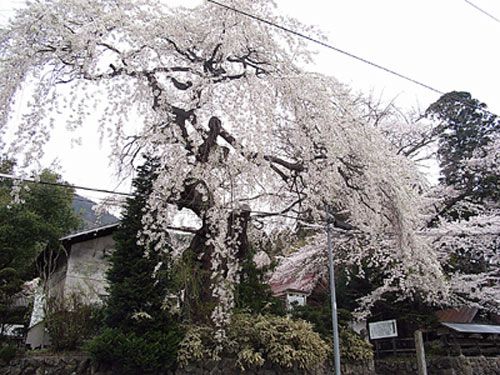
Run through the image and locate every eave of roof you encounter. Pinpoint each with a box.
[60,222,119,244]
[441,322,500,334]
[273,288,309,297]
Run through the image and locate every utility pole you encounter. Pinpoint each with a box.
[326,220,341,375]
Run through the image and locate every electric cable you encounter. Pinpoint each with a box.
[207,0,500,118]
[464,0,500,24]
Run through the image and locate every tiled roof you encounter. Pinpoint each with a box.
[269,273,317,296]
[268,238,327,298]
[435,307,478,323]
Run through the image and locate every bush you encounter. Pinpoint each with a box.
[85,327,182,374]
[338,328,373,362]
[44,293,102,351]
[290,302,373,362]
[234,248,285,316]
[0,344,17,364]
[425,340,446,356]
[178,313,329,371]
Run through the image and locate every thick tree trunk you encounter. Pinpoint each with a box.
[183,208,251,323]
[174,116,252,323]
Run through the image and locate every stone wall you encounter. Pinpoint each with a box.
[0,354,375,375]
[6,354,499,375]
[0,353,93,375]
[178,359,375,375]
[375,355,500,375]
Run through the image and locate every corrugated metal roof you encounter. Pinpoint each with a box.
[442,323,500,334]
[435,307,478,323]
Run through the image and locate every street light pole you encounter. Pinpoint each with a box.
[327,221,341,375]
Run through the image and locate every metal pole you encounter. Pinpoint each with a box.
[327,222,341,375]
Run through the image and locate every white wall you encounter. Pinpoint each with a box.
[64,235,114,303]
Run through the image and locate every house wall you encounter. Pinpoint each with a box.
[64,234,114,303]
[286,292,307,310]
[46,257,67,300]
[25,234,114,349]
[25,321,51,350]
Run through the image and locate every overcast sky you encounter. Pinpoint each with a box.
[1,0,499,202]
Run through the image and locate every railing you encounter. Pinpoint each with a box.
[439,333,500,356]
[373,337,415,358]
[373,333,500,358]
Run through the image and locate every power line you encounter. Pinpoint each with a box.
[207,0,443,95]
[464,0,500,24]
[206,0,500,119]
[0,172,329,225]
[0,173,133,197]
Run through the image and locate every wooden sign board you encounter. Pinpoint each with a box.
[369,319,398,339]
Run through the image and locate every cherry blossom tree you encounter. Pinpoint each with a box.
[270,92,500,316]
[0,0,448,328]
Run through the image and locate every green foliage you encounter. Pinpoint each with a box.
[426,91,499,202]
[178,313,329,371]
[290,300,373,363]
[369,295,440,336]
[86,327,182,374]
[235,248,285,316]
[0,163,80,330]
[338,328,373,362]
[291,302,350,337]
[91,158,182,372]
[105,159,173,332]
[424,340,446,356]
[426,92,499,281]
[171,248,214,324]
[44,294,102,352]
[0,344,17,364]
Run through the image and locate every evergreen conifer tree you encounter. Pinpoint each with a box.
[426,91,499,201]
[88,159,181,373]
[105,158,174,330]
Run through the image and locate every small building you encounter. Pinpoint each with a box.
[0,278,39,346]
[434,307,500,356]
[26,223,118,349]
[268,244,324,309]
[269,245,370,336]
[269,270,316,310]
[273,287,308,310]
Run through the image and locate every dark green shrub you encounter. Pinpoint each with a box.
[338,328,373,362]
[0,344,17,364]
[291,303,373,362]
[425,340,446,356]
[105,159,172,331]
[86,160,182,373]
[86,327,182,374]
[45,293,102,351]
[235,248,285,316]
